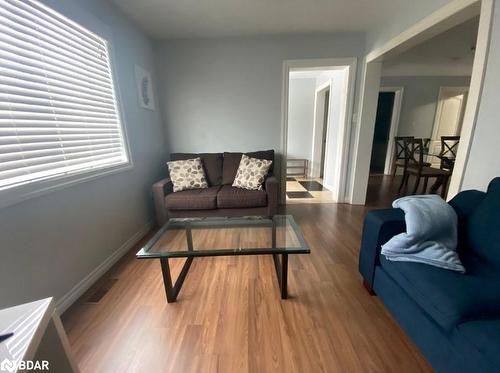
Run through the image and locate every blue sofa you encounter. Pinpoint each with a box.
[359,177,500,372]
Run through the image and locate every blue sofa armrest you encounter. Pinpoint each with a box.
[448,190,486,220]
[358,208,406,287]
[448,189,486,252]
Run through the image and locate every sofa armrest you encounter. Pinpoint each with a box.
[448,190,486,251]
[153,177,173,226]
[358,208,406,287]
[265,175,279,216]
[448,190,486,221]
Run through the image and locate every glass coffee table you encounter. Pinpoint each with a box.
[136,215,310,303]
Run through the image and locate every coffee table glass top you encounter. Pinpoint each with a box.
[136,215,309,258]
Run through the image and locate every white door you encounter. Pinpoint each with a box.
[429,87,468,167]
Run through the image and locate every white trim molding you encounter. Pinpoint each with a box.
[350,61,382,204]
[310,81,331,178]
[379,87,404,175]
[448,0,494,197]
[56,221,152,314]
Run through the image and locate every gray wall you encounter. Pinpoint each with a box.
[381,76,470,138]
[366,0,454,51]
[154,33,366,181]
[462,3,500,191]
[0,0,167,308]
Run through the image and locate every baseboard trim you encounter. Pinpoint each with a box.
[56,221,153,314]
[322,182,336,194]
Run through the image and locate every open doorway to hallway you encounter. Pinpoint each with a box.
[286,70,334,203]
[369,90,397,174]
[284,63,354,204]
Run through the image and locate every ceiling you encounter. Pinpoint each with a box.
[382,16,479,76]
[110,0,440,39]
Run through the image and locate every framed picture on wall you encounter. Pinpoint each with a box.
[134,65,156,111]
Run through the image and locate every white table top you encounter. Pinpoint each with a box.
[0,298,54,370]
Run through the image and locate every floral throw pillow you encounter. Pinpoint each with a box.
[232,154,272,190]
[167,158,208,192]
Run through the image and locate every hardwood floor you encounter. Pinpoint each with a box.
[62,176,431,373]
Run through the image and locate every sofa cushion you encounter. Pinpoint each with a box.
[232,154,272,191]
[165,186,220,210]
[171,153,223,186]
[217,185,267,209]
[379,254,500,331]
[466,177,500,265]
[222,150,274,185]
[455,320,500,370]
[167,158,208,192]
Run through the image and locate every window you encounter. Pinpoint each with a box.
[0,0,129,194]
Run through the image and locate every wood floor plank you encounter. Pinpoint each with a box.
[62,176,432,373]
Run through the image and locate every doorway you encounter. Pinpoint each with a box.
[281,58,357,204]
[429,87,469,167]
[368,87,404,175]
[370,92,395,174]
[285,71,335,204]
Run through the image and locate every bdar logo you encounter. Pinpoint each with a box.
[0,359,16,373]
[0,358,49,372]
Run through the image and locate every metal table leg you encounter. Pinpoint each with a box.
[272,253,288,299]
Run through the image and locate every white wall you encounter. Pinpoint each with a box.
[287,78,316,160]
[381,76,470,137]
[0,0,167,309]
[462,2,500,191]
[155,33,366,180]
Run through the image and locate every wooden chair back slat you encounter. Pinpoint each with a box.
[394,136,414,161]
[407,138,425,170]
[440,136,460,158]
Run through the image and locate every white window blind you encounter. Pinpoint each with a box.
[0,0,129,191]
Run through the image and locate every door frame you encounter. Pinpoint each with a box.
[350,0,493,204]
[379,87,404,175]
[280,57,357,203]
[310,81,331,178]
[429,86,469,166]
[431,86,469,140]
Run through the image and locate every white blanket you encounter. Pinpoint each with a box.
[381,195,465,273]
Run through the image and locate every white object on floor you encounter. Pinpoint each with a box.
[0,298,79,372]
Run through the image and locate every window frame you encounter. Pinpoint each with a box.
[0,2,134,209]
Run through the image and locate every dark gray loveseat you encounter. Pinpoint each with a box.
[153,150,279,225]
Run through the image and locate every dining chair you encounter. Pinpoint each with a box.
[422,137,431,151]
[392,136,414,180]
[439,136,460,171]
[401,138,452,197]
